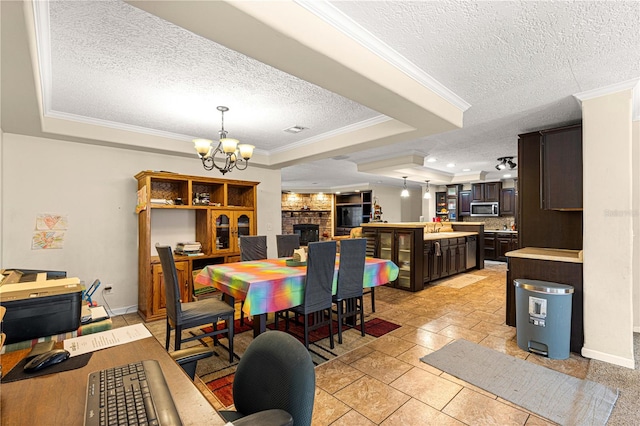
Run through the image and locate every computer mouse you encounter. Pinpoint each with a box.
[23,349,70,373]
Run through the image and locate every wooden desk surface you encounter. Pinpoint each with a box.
[1,337,225,426]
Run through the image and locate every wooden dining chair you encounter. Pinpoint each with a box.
[156,244,235,363]
[333,238,367,344]
[276,234,300,258]
[282,240,336,350]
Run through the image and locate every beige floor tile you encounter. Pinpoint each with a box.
[336,343,375,365]
[437,312,482,328]
[381,398,464,425]
[315,359,365,394]
[437,325,488,343]
[351,350,413,384]
[439,372,496,398]
[443,388,529,425]
[465,309,506,325]
[524,414,558,425]
[329,409,376,426]
[400,328,454,350]
[390,367,463,410]
[333,376,410,424]
[478,334,529,359]
[472,320,518,339]
[365,334,416,357]
[395,345,439,373]
[312,388,351,426]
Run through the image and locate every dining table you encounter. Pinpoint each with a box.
[194,256,399,336]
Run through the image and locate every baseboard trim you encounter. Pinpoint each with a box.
[582,347,636,369]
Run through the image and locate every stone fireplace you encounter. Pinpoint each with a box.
[293,223,320,245]
[281,193,333,240]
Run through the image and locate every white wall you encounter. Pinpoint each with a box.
[371,184,420,223]
[1,133,282,313]
[581,89,635,368]
[633,119,640,332]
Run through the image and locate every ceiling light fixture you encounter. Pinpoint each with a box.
[495,156,517,171]
[401,176,410,198]
[193,106,254,175]
[423,180,432,199]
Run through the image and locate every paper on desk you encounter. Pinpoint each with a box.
[63,323,152,357]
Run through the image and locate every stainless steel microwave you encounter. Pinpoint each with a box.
[470,202,499,217]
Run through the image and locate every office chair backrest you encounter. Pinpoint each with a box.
[336,238,367,300]
[240,235,267,261]
[233,331,315,426]
[155,244,182,322]
[276,234,300,258]
[303,240,337,312]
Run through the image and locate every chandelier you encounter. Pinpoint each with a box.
[193,106,255,175]
[400,176,410,198]
[423,180,432,199]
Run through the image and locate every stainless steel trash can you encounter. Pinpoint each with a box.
[514,279,574,359]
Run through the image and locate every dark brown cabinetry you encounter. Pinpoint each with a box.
[435,192,448,220]
[484,231,517,261]
[472,182,501,202]
[446,185,462,221]
[500,188,516,217]
[518,125,582,249]
[335,191,372,235]
[540,125,583,210]
[376,227,424,291]
[506,257,583,353]
[459,190,472,216]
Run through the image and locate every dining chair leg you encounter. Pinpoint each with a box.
[303,314,310,349]
[359,296,365,337]
[370,287,375,312]
[165,318,171,350]
[227,316,234,363]
[328,309,334,349]
[336,300,344,344]
[174,325,182,351]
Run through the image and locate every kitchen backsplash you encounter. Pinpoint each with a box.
[462,216,516,230]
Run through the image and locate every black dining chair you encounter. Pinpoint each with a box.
[276,234,300,258]
[281,240,336,350]
[333,238,367,344]
[219,330,315,426]
[156,244,235,363]
[240,235,268,261]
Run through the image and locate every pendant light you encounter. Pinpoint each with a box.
[400,176,410,198]
[423,180,432,199]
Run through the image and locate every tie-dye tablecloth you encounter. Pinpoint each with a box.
[194,257,399,315]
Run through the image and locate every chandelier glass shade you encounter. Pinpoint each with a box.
[400,176,410,198]
[423,180,432,199]
[193,106,254,175]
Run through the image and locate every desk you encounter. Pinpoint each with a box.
[0,337,224,426]
[194,257,399,336]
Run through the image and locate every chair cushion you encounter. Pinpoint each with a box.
[179,298,234,326]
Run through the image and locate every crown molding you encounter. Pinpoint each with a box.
[574,78,640,121]
[295,0,471,113]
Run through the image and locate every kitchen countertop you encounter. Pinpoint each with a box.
[423,231,478,241]
[484,229,518,234]
[505,247,583,263]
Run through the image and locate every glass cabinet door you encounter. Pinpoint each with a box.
[396,231,413,289]
[213,212,231,252]
[379,231,393,261]
[236,213,251,238]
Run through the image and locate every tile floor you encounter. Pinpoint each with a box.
[115,261,589,425]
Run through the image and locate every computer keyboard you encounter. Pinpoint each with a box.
[84,359,182,426]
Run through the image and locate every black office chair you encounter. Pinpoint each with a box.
[219,330,315,426]
[333,238,367,344]
[156,244,235,363]
[282,240,336,350]
[170,346,214,380]
[240,235,268,261]
[276,234,300,258]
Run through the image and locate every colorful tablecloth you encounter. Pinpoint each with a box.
[194,257,399,315]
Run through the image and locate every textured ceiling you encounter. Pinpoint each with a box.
[8,0,640,191]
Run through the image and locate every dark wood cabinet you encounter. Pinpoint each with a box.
[435,192,448,220]
[446,185,462,221]
[459,190,472,216]
[375,226,425,291]
[484,234,496,260]
[485,231,517,261]
[472,182,501,202]
[500,188,516,216]
[335,191,372,235]
[506,257,583,353]
[540,125,583,210]
[518,126,582,250]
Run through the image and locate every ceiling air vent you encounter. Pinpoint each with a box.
[283,126,307,134]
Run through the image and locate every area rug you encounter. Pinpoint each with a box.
[197,317,400,407]
[420,339,619,426]
[430,274,487,289]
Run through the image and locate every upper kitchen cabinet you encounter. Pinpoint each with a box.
[500,187,516,217]
[459,190,472,217]
[540,125,583,210]
[518,126,582,250]
[471,182,501,202]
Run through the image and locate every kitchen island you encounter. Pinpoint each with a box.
[505,247,583,353]
[361,222,484,292]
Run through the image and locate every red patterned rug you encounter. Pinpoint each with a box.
[200,317,400,407]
